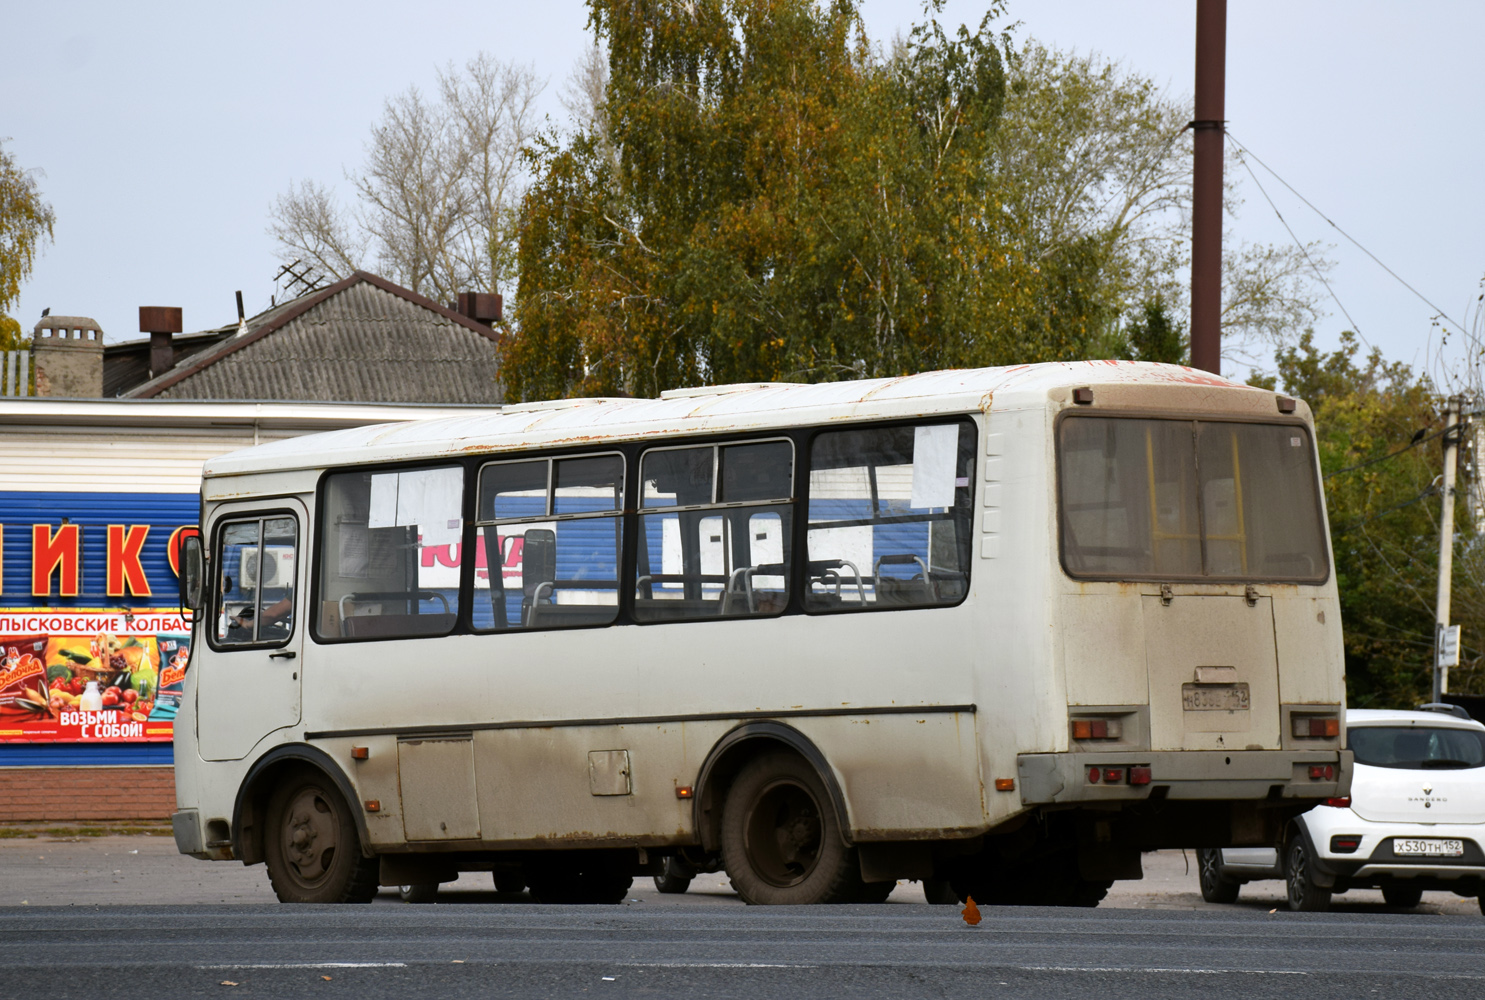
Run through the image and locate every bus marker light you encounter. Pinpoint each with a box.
[1103,768,1124,784]
[1294,716,1341,738]
[1087,768,1100,784]
[1072,719,1121,740]
[994,778,1016,792]
[1129,767,1151,785]
[351,746,369,760]
[364,800,381,812]
[675,786,694,799]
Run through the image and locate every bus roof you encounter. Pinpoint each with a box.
[202,361,1264,478]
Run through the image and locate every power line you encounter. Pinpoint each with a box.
[1230,145,1372,350]
[1227,132,1471,341]
[1331,484,1437,535]
[1325,413,1480,481]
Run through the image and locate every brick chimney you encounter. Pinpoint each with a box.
[32,316,104,398]
[456,292,502,327]
[139,306,183,377]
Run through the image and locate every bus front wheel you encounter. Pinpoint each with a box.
[262,768,379,904]
[721,751,861,904]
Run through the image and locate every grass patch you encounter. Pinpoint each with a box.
[0,824,172,840]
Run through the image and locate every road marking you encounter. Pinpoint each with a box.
[197,963,407,970]
[1021,967,1308,975]
[619,963,817,969]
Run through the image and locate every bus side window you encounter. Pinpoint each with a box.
[633,440,793,622]
[213,516,298,647]
[315,466,463,641]
[805,421,975,612]
[472,454,624,632]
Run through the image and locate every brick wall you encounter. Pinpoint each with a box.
[0,766,174,822]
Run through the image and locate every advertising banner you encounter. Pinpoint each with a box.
[0,490,198,748]
[0,611,187,744]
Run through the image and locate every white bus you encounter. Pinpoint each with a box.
[172,362,1351,905]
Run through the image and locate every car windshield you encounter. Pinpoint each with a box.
[1349,726,1485,769]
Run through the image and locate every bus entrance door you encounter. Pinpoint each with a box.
[198,501,306,761]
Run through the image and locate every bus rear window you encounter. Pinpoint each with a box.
[1058,417,1327,582]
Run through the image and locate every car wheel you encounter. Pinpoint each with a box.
[653,856,695,895]
[493,870,527,895]
[399,883,438,904]
[721,751,863,904]
[854,880,896,903]
[1197,847,1241,904]
[923,879,959,905]
[1382,886,1423,909]
[263,768,379,904]
[1284,836,1331,912]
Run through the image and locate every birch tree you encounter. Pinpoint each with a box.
[269,53,542,304]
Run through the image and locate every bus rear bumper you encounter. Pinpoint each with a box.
[1016,749,1352,805]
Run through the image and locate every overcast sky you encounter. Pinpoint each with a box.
[5,1,1481,384]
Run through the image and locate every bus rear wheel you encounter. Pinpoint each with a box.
[721,751,861,904]
[263,769,378,904]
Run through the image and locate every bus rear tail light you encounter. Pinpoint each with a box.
[1308,764,1335,780]
[1293,716,1340,738]
[1087,768,1100,784]
[1128,767,1152,785]
[1102,768,1124,784]
[1329,835,1362,854]
[1071,718,1122,740]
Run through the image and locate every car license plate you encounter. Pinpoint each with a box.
[1393,838,1464,857]
[1181,682,1250,712]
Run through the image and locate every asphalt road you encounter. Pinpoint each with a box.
[3,835,1484,998]
[3,902,1485,999]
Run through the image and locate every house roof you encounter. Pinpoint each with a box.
[103,328,235,397]
[125,271,503,405]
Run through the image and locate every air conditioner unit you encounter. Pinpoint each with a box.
[240,545,296,590]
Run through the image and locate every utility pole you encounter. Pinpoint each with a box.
[1190,0,1226,375]
[1434,396,1462,703]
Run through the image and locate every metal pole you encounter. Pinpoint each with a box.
[1434,396,1461,702]
[1190,0,1226,375]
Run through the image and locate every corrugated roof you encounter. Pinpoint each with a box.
[205,361,1271,478]
[125,272,502,404]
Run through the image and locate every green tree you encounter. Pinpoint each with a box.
[507,0,1052,400]
[993,42,1330,371]
[1119,296,1187,364]
[1270,332,1481,707]
[0,139,56,349]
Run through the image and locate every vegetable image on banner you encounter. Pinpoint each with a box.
[0,611,186,743]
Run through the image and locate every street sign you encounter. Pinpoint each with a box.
[1439,624,1462,667]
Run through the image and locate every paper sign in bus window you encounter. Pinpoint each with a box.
[911,424,959,509]
[368,468,462,545]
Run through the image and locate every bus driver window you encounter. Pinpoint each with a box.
[214,516,298,646]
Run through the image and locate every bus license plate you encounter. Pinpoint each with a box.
[1394,838,1464,857]
[1181,683,1250,712]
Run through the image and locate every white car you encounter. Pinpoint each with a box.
[1198,706,1485,912]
